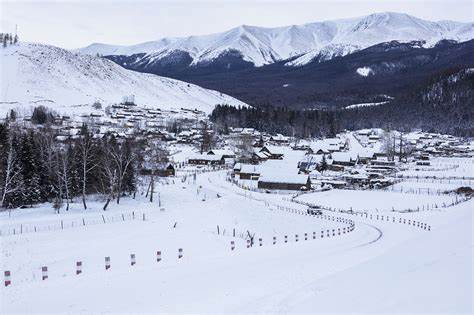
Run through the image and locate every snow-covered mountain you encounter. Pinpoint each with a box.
[78,12,473,67]
[0,43,248,116]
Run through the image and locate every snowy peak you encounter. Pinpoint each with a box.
[77,12,473,67]
[0,43,248,116]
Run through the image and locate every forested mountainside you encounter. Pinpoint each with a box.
[106,39,474,109]
[211,68,474,137]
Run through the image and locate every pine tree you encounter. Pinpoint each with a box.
[19,132,42,206]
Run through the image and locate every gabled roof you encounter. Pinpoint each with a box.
[332,152,357,163]
[208,149,235,156]
[261,145,285,155]
[240,164,260,174]
[188,154,223,161]
[259,173,309,185]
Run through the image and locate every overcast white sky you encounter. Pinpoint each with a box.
[1,0,472,49]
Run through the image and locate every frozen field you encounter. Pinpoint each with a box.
[1,158,473,313]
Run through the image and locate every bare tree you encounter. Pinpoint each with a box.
[56,146,72,211]
[233,133,254,163]
[1,135,23,208]
[144,140,169,203]
[101,136,136,209]
[77,125,96,210]
[382,130,396,161]
[199,121,215,154]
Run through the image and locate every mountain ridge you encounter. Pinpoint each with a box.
[78,12,473,68]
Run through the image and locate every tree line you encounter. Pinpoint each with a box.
[0,118,169,211]
[211,68,474,137]
[1,33,19,48]
[210,105,340,138]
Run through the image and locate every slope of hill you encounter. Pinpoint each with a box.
[79,12,473,69]
[183,39,474,109]
[339,67,474,136]
[0,43,248,116]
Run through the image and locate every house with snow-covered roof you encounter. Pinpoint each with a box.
[188,154,225,165]
[260,145,284,159]
[207,149,235,159]
[258,173,311,191]
[238,164,261,180]
[331,152,358,166]
[270,134,290,144]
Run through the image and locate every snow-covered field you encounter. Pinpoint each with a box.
[1,157,473,313]
[295,189,458,212]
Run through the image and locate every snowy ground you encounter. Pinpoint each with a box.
[1,157,473,313]
[295,189,459,212]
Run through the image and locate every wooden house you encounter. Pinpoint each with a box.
[258,174,311,191]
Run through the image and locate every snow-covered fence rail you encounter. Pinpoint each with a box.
[292,197,432,232]
[348,211,431,231]
[0,211,148,236]
[382,186,454,195]
[394,174,474,181]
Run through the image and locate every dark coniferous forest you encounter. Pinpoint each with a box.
[211,68,474,137]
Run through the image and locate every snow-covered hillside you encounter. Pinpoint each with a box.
[0,43,248,116]
[78,12,473,67]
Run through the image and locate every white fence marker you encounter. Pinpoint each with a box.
[105,257,111,270]
[76,261,82,275]
[4,271,11,287]
[42,266,48,280]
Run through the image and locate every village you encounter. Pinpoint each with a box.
[5,97,473,197]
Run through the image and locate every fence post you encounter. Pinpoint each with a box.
[131,254,136,266]
[231,241,235,251]
[259,238,263,246]
[157,251,162,262]
[42,266,48,280]
[295,234,299,242]
[105,257,111,270]
[284,235,288,243]
[178,248,183,259]
[313,231,316,239]
[304,233,308,241]
[4,271,11,287]
[273,236,276,245]
[76,261,82,275]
